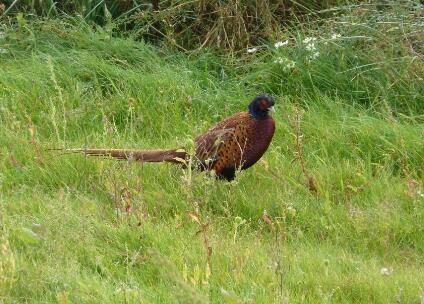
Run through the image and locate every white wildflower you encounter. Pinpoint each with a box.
[273,57,296,71]
[309,51,320,60]
[286,204,297,217]
[247,47,257,54]
[303,37,318,53]
[380,267,393,276]
[331,33,341,40]
[273,57,284,64]
[305,43,316,51]
[274,40,288,49]
[303,37,317,44]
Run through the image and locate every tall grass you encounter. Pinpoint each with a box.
[0,2,423,303]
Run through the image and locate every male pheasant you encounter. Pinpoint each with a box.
[62,95,275,181]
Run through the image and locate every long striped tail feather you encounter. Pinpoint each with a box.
[50,148,188,164]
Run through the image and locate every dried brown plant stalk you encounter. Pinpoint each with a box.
[189,204,212,272]
[288,108,317,193]
[183,158,213,272]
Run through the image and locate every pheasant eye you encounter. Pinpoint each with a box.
[259,99,269,110]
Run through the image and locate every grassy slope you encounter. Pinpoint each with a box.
[0,6,424,304]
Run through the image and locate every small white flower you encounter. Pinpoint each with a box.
[380,267,393,276]
[331,33,341,40]
[287,205,297,216]
[247,47,257,54]
[303,37,317,44]
[273,57,296,70]
[274,57,284,64]
[309,51,320,59]
[305,43,316,51]
[274,40,288,48]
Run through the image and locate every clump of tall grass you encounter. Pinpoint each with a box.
[2,0,354,51]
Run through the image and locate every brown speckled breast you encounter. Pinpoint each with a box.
[194,112,275,180]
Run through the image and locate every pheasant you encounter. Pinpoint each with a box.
[61,95,275,181]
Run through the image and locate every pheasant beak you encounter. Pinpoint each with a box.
[269,106,276,113]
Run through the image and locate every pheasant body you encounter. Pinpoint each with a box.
[195,112,275,180]
[59,95,275,181]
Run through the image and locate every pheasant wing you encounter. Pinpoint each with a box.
[194,112,248,170]
[194,127,235,169]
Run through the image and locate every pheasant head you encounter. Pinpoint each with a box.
[248,95,275,119]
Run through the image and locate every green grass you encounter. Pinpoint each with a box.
[1,4,424,303]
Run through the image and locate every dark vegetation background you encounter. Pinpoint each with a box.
[1,0,375,50]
